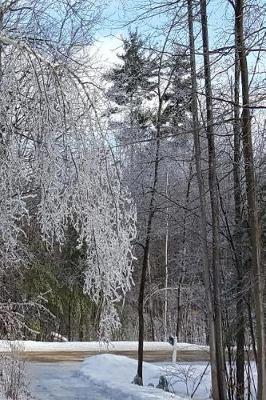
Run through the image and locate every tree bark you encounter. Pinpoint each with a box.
[164,170,169,341]
[233,37,245,400]
[235,1,266,399]
[137,103,162,384]
[147,254,156,341]
[199,1,226,399]
[187,1,220,399]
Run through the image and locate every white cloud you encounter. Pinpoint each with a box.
[90,36,123,70]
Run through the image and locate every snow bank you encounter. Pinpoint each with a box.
[0,340,209,353]
[80,354,187,400]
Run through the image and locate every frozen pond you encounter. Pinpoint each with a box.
[27,362,112,400]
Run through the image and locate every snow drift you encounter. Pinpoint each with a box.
[80,354,188,400]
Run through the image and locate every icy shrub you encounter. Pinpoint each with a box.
[0,343,31,400]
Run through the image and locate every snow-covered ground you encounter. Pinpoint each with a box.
[28,361,111,400]
[27,354,257,400]
[28,357,185,399]
[80,354,188,399]
[0,340,208,353]
[27,355,211,400]
[1,342,256,399]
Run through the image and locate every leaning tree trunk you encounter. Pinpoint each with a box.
[199,1,226,399]
[235,1,266,399]
[187,1,220,399]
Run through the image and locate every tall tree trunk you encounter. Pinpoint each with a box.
[164,170,169,341]
[247,297,258,364]
[235,1,265,398]
[233,39,245,400]
[199,1,226,399]
[176,281,182,340]
[136,103,162,385]
[68,295,72,341]
[148,254,155,341]
[79,300,84,341]
[187,1,220,399]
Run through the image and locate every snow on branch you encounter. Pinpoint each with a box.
[0,31,137,339]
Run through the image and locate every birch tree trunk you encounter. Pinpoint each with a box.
[235,1,266,399]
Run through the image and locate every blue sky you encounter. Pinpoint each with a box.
[98,0,232,46]
[92,0,233,69]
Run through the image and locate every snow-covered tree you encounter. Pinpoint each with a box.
[0,0,136,339]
